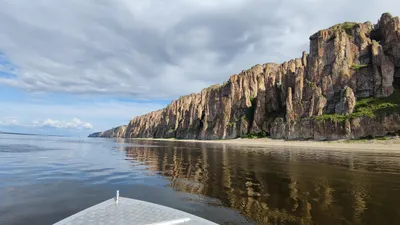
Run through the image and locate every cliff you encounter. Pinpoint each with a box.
[90,13,400,140]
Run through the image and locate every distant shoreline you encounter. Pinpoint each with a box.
[0,131,66,137]
[130,137,400,152]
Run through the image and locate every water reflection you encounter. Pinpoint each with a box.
[122,141,400,225]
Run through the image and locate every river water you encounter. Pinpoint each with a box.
[1,134,400,224]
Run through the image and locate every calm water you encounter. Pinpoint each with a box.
[1,134,400,224]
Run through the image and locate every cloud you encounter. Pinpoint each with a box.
[0,116,92,130]
[0,0,398,99]
[0,96,167,132]
[34,118,93,130]
[0,117,19,126]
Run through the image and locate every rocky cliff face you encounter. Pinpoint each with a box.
[90,13,400,140]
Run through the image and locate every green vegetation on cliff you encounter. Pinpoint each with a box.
[315,89,400,122]
[351,64,370,70]
[241,132,268,139]
[330,22,358,37]
[341,22,357,31]
[167,128,175,134]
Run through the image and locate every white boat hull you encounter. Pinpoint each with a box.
[54,194,217,225]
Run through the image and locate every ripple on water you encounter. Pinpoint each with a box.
[87,171,146,185]
[0,144,58,153]
[81,167,115,174]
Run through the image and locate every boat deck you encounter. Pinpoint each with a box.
[54,196,216,225]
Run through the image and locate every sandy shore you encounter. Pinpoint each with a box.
[134,137,400,152]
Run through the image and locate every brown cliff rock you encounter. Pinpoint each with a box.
[90,13,400,141]
[371,40,395,97]
[335,86,356,115]
[374,13,400,76]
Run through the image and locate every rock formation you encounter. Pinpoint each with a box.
[88,125,127,138]
[90,13,400,140]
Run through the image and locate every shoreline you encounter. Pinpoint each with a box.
[131,137,400,152]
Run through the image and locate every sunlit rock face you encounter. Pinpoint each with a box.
[90,13,400,140]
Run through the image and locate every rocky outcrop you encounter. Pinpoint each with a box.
[373,13,400,86]
[90,13,400,140]
[274,112,400,141]
[88,125,127,138]
[335,86,356,115]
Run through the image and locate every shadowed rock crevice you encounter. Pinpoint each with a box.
[90,13,400,141]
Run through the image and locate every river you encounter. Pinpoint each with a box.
[1,134,400,224]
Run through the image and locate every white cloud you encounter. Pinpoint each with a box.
[0,117,20,126]
[35,118,93,129]
[0,116,92,130]
[0,0,398,99]
[0,98,166,131]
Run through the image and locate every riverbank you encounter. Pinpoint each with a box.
[134,137,400,152]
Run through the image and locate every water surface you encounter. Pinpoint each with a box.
[1,134,400,224]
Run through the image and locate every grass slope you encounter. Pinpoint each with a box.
[315,89,400,122]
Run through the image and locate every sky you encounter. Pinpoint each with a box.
[0,0,399,137]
